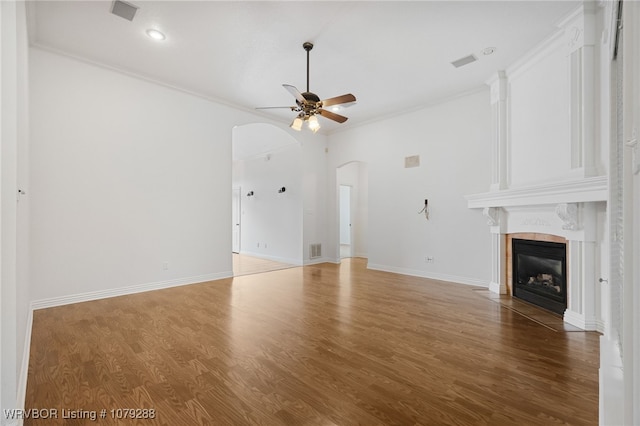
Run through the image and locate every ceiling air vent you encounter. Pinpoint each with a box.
[111,0,138,21]
[451,54,478,68]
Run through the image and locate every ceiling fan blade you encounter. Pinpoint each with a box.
[318,109,348,124]
[255,106,296,110]
[283,84,306,104]
[321,93,356,107]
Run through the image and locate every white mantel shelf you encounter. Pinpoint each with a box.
[465,176,608,209]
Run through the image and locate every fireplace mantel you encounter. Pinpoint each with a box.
[465,180,604,331]
[465,176,607,209]
[468,4,605,331]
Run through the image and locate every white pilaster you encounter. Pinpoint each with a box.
[483,207,506,294]
[487,72,508,191]
[563,203,598,330]
[561,4,598,177]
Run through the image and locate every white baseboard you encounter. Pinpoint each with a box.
[238,251,302,266]
[599,335,624,426]
[488,281,507,294]
[31,271,233,311]
[15,271,234,426]
[366,263,489,288]
[303,257,334,265]
[563,309,598,331]
[9,310,34,426]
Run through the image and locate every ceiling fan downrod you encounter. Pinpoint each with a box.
[303,42,313,93]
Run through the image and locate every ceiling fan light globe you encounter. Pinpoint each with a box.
[290,117,303,131]
[307,115,320,132]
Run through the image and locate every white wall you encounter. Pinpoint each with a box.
[508,35,572,187]
[28,47,329,305]
[232,124,303,265]
[25,50,251,302]
[301,136,329,263]
[328,90,492,286]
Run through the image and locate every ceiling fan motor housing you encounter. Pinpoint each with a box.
[302,92,320,102]
[256,40,354,128]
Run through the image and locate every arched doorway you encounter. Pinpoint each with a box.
[336,161,369,260]
[231,123,303,275]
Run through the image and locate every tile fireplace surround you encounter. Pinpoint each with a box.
[466,176,607,331]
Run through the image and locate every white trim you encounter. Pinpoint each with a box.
[488,281,503,294]
[15,309,32,426]
[31,272,232,311]
[303,257,335,266]
[28,45,292,132]
[465,176,607,208]
[238,251,302,267]
[505,30,565,82]
[367,263,489,288]
[563,308,598,331]
[599,335,625,426]
[327,86,487,136]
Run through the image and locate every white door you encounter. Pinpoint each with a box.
[232,187,241,253]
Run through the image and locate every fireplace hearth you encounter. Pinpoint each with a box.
[512,238,567,315]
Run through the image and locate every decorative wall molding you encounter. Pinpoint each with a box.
[556,203,580,230]
[559,3,597,54]
[566,25,584,53]
[483,207,501,226]
[520,217,552,228]
[487,71,507,105]
[486,71,508,191]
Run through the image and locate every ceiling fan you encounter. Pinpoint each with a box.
[257,42,356,133]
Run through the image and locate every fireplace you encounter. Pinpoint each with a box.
[512,238,567,315]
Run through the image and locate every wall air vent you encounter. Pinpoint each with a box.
[451,54,478,68]
[405,155,420,168]
[310,244,322,259]
[111,0,138,21]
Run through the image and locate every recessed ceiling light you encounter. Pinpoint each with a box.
[146,29,166,41]
[482,47,496,56]
[331,106,341,112]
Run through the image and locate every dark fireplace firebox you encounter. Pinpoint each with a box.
[512,238,567,315]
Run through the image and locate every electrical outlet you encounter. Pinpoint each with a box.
[257,242,260,248]
[163,261,169,270]
[425,256,434,263]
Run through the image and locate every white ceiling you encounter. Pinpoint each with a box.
[27,0,581,134]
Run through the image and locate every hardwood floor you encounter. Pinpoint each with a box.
[25,259,599,425]
[232,253,295,276]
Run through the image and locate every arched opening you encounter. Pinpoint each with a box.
[231,123,303,275]
[336,161,369,260]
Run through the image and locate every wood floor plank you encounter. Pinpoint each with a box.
[24,259,599,425]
